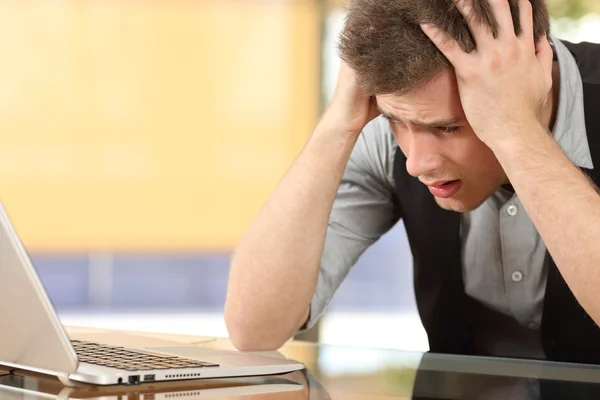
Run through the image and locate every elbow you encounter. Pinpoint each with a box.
[224,308,289,351]
[228,331,285,352]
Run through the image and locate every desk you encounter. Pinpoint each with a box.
[2,326,600,399]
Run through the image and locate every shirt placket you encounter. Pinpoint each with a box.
[499,196,542,329]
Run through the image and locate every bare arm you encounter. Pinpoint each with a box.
[225,126,357,351]
[224,63,380,351]
[493,126,600,326]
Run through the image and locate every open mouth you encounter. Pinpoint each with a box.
[440,180,458,186]
[427,180,462,198]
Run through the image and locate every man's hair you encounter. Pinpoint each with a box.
[339,0,550,95]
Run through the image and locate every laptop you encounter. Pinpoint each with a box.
[0,203,304,385]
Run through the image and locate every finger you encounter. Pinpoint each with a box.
[452,0,493,44]
[535,36,554,86]
[517,0,534,44]
[420,23,466,65]
[487,0,516,39]
[367,96,381,122]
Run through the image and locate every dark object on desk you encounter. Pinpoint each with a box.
[412,352,600,399]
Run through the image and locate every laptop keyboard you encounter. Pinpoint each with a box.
[71,340,220,372]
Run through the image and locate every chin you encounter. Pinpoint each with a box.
[434,195,487,213]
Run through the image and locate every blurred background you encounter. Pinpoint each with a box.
[0,0,598,352]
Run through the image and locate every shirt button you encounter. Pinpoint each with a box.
[506,204,518,216]
[529,322,540,330]
[511,271,524,282]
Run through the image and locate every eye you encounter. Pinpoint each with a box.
[382,116,405,127]
[439,126,460,134]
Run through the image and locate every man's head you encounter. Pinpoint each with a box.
[340,0,551,212]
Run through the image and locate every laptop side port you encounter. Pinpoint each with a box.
[128,375,140,385]
[143,374,156,382]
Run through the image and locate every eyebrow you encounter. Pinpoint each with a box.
[376,105,461,128]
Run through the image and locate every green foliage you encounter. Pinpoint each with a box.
[547,0,600,19]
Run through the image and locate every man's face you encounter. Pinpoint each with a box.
[376,68,507,212]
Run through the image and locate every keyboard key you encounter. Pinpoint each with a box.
[71,339,219,370]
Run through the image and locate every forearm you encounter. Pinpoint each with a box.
[491,124,600,324]
[225,124,358,350]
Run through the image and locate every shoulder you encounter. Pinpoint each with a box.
[557,38,600,84]
[349,116,398,188]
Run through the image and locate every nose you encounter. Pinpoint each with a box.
[404,132,444,178]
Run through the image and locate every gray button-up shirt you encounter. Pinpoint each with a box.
[305,37,593,357]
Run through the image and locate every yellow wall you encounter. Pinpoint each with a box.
[0,0,320,252]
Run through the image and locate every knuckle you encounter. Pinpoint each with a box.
[454,0,474,16]
[487,51,503,72]
[438,40,455,53]
[436,38,458,56]
[503,40,520,58]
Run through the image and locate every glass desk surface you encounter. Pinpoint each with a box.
[1,327,599,399]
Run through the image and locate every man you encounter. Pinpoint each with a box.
[224,0,600,363]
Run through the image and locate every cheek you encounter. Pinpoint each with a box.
[450,133,496,166]
[457,140,505,183]
[469,142,500,170]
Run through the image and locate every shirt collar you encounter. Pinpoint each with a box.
[550,36,593,169]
